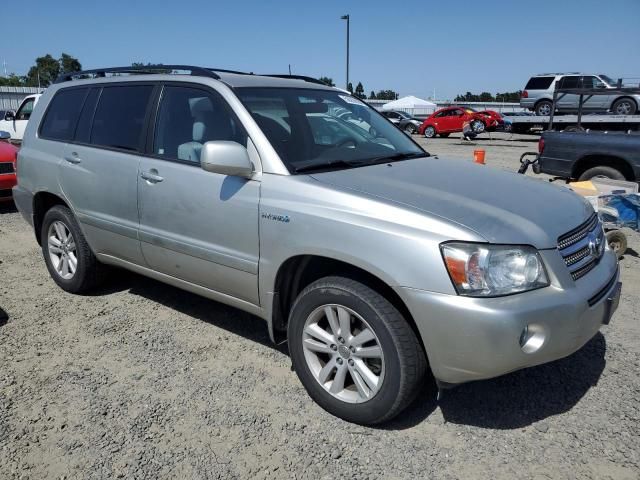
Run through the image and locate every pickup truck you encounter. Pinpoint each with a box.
[0,94,41,144]
[536,130,640,182]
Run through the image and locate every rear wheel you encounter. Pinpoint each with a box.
[535,100,553,116]
[41,205,104,293]
[423,126,436,138]
[578,166,625,181]
[288,277,427,425]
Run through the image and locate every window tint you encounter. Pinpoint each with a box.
[435,110,448,118]
[74,88,100,143]
[39,88,87,141]
[16,98,35,121]
[524,76,555,90]
[153,86,247,164]
[558,76,579,89]
[90,85,153,151]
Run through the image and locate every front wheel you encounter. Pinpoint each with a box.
[611,98,637,115]
[288,277,427,425]
[404,124,417,135]
[471,120,485,133]
[606,230,627,259]
[535,100,553,116]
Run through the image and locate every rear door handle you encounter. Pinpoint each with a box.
[64,152,81,164]
[141,170,164,183]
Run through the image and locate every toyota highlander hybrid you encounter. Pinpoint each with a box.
[13,66,621,425]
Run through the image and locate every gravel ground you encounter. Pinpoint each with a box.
[1,134,640,479]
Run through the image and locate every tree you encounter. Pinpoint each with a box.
[354,82,365,99]
[369,91,376,99]
[25,54,60,87]
[347,82,353,94]
[318,76,335,87]
[0,74,25,87]
[59,53,82,74]
[374,89,399,100]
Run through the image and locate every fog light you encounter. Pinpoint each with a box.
[519,324,546,354]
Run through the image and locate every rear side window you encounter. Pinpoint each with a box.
[524,76,554,90]
[558,76,579,89]
[90,85,153,151]
[39,88,88,141]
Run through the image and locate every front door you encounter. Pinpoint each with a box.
[137,84,260,304]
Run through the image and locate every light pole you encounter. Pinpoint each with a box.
[340,14,350,90]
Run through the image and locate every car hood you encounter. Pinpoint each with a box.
[310,157,593,249]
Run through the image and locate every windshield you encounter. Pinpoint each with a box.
[599,75,615,86]
[237,87,426,173]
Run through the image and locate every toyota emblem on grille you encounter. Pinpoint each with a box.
[587,232,602,260]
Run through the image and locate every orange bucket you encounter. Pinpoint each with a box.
[473,149,486,164]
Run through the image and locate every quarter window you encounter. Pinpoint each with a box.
[39,88,88,141]
[90,85,153,151]
[153,86,246,164]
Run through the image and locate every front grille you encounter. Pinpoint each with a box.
[0,162,14,175]
[558,213,605,281]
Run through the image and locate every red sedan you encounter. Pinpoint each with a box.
[418,107,500,138]
[0,137,18,202]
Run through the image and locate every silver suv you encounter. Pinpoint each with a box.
[13,66,621,424]
[520,73,639,116]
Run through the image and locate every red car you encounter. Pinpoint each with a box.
[418,106,501,138]
[0,137,18,202]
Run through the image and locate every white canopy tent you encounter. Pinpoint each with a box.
[380,95,437,115]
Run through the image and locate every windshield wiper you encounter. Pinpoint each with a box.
[293,159,367,174]
[366,151,428,165]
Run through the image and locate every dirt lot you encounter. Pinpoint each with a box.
[1,134,640,479]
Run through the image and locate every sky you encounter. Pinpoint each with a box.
[3,0,639,100]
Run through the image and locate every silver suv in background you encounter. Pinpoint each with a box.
[520,73,639,116]
[13,66,621,425]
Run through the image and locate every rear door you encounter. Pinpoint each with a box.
[58,83,155,265]
[137,83,260,304]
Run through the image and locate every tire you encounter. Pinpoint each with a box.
[471,120,485,133]
[404,124,417,135]
[423,126,436,138]
[578,166,625,181]
[288,276,427,425]
[606,230,627,259]
[535,100,553,116]
[439,133,450,138]
[611,97,637,116]
[41,205,104,293]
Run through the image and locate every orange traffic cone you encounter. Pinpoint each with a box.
[473,149,486,165]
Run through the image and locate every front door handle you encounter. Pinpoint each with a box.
[64,152,81,164]
[141,170,164,183]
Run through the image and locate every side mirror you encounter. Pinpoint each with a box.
[200,141,253,178]
[0,131,10,141]
[4,111,15,121]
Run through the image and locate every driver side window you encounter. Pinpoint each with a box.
[16,98,35,121]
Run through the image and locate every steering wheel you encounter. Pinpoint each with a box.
[336,138,358,149]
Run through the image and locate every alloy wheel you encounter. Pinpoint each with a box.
[47,221,77,280]
[302,304,385,403]
[614,101,632,115]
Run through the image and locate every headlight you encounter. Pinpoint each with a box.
[411,120,422,126]
[441,243,549,297]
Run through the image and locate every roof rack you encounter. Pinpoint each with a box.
[54,65,332,88]
[54,65,221,84]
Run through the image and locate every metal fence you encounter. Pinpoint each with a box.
[0,86,43,111]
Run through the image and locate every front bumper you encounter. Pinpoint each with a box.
[397,248,619,385]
